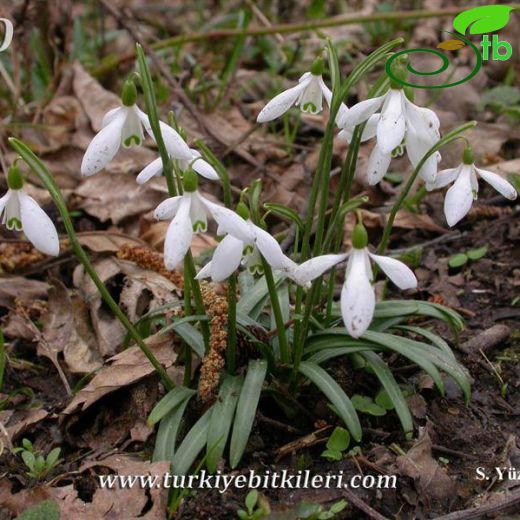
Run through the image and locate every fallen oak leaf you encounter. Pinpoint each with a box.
[63,332,179,413]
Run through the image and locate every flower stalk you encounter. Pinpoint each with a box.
[9,137,176,391]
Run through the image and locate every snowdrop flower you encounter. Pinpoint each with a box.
[0,164,59,256]
[340,87,441,186]
[341,223,417,338]
[154,170,251,270]
[257,58,341,123]
[136,148,218,184]
[195,202,294,281]
[280,253,348,289]
[427,147,518,227]
[81,80,191,176]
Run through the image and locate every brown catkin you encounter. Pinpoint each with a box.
[197,281,229,403]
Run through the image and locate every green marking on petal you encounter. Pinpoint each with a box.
[302,102,317,113]
[192,221,207,232]
[123,135,142,148]
[248,264,264,275]
[243,245,254,255]
[6,217,22,231]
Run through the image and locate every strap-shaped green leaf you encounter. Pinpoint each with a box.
[172,409,212,475]
[298,361,362,441]
[148,386,197,426]
[206,375,244,472]
[153,394,194,462]
[230,360,267,468]
[360,351,413,437]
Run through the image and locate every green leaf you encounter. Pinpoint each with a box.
[172,409,212,475]
[321,448,342,461]
[453,5,515,35]
[46,447,61,468]
[361,352,413,435]
[467,246,488,261]
[448,253,468,268]
[21,451,35,471]
[153,393,194,462]
[163,322,205,358]
[16,500,60,520]
[330,500,348,513]
[298,361,361,441]
[307,346,374,365]
[375,389,394,410]
[263,203,304,231]
[237,273,284,316]
[351,394,373,412]
[230,360,267,468]
[148,386,197,426]
[245,489,259,512]
[206,375,243,472]
[326,427,350,451]
[396,325,455,359]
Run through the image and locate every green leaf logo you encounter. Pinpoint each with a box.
[453,5,516,35]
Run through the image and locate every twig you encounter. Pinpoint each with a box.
[91,5,501,76]
[257,412,304,435]
[341,487,390,520]
[435,489,520,520]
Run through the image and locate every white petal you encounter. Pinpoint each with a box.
[163,196,192,270]
[404,98,440,142]
[297,76,324,114]
[340,114,380,144]
[81,110,126,176]
[190,152,219,180]
[154,195,183,220]
[18,191,59,256]
[195,261,213,280]
[209,234,244,281]
[2,189,21,229]
[253,225,291,270]
[256,78,311,123]
[444,164,475,227]
[287,253,348,287]
[0,190,10,215]
[476,167,518,200]
[368,253,417,290]
[202,198,254,243]
[341,249,374,338]
[121,106,144,147]
[136,157,163,184]
[377,90,406,154]
[189,192,208,232]
[342,95,385,128]
[102,106,122,128]
[426,166,461,191]
[367,144,392,185]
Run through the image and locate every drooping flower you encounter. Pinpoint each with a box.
[340,87,441,186]
[81,80,191,176]
[257,58,342,123]
[427,147,518,227]
[136,148,218,184]
[195,202,293,281]
[341,223,417,338]
[0,164,59,256]
[154,170,251,270]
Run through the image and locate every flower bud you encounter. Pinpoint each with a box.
[121,80,137,107]
[310,57,325,76]
[7,163,24,190]
[183,168,198,192]
[462,146,474,165]
[236,201,250,221]
[352,222,368,249]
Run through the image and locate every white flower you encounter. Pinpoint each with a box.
[257,58,341,123]
[0,167,59,256]
[427,156,518,227]
[81,80,191,176]
[340,88,441,185]
[195,214,291,282]
[280,254,348,288]
[154,176,251,270]
[340,224,417,338]
[136,149,219,184]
